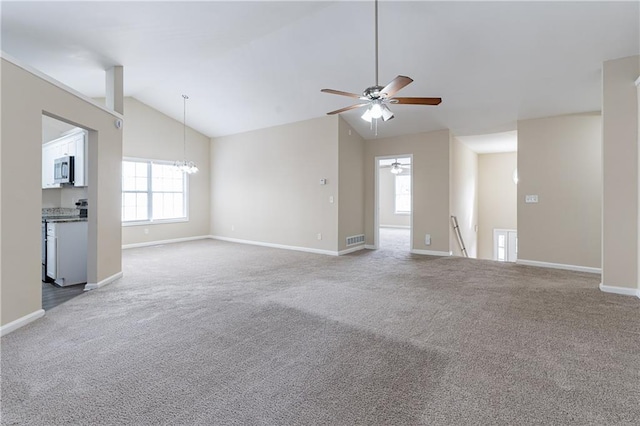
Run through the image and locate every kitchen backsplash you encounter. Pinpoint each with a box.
[42,187,88,209]
[42,207,79,217]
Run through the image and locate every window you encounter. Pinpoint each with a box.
[122,159,187,224]
[395,174,411,214]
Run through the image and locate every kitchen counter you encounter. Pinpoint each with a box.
[43,217,87,223]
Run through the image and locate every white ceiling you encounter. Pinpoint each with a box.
[457,131,517,154]
[379,157,411,167]
[2,1,638,144]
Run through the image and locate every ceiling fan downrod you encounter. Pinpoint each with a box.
[374,0,379,87]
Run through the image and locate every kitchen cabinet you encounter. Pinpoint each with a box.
[46,220,88,286]
[42,130,87,188]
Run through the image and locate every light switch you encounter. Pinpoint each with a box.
[425,234,431,246]
[525,195,539,203]
[329,196,334,203]
[319,178,327,185]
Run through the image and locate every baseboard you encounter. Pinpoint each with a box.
[599,283,640,298]
[338,245,366,255]
[364,244,376,250]
[410,249,453,257]
[122,235,210,250]
[380,225,411,229]
[1,309,45,337]
[209,235,339,256]
[516,259,601,274]
[84,271,123,291]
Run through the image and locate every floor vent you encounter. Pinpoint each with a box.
[346,234,365,246]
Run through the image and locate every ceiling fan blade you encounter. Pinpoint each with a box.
[326,103,369,115]
[380,75,413,98]
[390,97,442,105]
[321,89,363,99]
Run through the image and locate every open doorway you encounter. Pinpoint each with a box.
[375,155,412,252]
[41,114,89,310]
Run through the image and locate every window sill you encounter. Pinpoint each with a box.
[122,218,189,227]
[394,212,411,216]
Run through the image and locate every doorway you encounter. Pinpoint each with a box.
[41,114,89,310]
[493,229,517,262]
[375,155,412,251]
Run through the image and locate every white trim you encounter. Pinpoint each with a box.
[84,271,123,291]
[1,52,123,120]
[338,245,366,255]
[379,225,411,229]
[599,283,640,298]
[1,309,45,337]
[210,235,339,256]
[374,154,413,250]
[516,259,601,274]
[122,235,209,250]
[635,76,640,87]
[365,244,376,250]
[410,249,453,257]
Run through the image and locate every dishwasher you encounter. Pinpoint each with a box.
[46,221,88,286]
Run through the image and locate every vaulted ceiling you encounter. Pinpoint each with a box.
[2,1,638,141]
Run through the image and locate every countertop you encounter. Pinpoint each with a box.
[42,216,88,223]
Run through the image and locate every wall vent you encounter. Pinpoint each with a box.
[346,234,365,246]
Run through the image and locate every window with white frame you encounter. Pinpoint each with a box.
[122,159,187,224]
[395,174,411,214]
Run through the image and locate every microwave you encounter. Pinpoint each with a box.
[54,156,75,185]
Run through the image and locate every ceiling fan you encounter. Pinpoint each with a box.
[321,0,441,126]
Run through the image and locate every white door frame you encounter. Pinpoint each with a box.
[493,228,518,262]
[374,154,413,250]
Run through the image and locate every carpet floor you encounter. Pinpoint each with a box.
[1,235,639,425]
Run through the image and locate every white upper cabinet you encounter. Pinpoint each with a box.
[42,129,87,189]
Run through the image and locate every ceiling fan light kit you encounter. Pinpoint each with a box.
[390,161,403,174]
[321,0,442,135]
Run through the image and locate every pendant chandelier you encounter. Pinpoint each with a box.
[174,94,198,174]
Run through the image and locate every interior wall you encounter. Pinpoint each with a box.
[364,130,450,254]
[477,152,517,260]
[120,97,211,246]
[1,58,123,327]
[450,137,478,258]
[337,118,365,252]
[602,55,640,290]
[518,112,602,269]
[210,116,340,253]
[378,166,410,228]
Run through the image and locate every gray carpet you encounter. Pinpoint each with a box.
[2,235,639,425]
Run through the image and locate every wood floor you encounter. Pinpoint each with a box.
[41,281,85,311]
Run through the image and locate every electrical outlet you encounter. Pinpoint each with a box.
[329,196,334,203]
[425,234,431,246]
[525,195,539,203]
[317,233,322,240]
[144,228,149,235]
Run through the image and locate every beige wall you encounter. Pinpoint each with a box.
[378,167,411,228]
[518,113,601,269]
[121,97,211,246]
[477,152,517,260]
[450,137,478,258]
[602,55,640,290]
[337,118,365,251]
[1,58,123,326]
[365,130,450,253]
[210,116,340,252]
